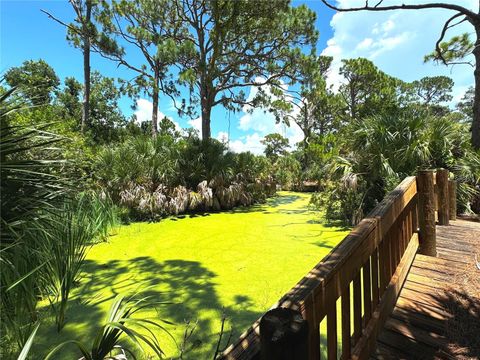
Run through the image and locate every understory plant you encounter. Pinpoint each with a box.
[313,110,480,225]
[94,134,276,221]
[37,193,117,332]
[274,154,302,190]
[0,87,117,356]
[1,87,70,353]
[21,294,172,360]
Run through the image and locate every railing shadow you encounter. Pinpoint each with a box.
[436,288,480,358]
[385,286,480,359]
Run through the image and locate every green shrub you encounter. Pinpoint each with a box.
[275,154,301,190]
[328,110,480,220]
[93,134,276,220]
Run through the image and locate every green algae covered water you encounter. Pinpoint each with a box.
[33,192,349,359]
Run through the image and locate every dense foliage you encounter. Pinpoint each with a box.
[94,133,276,221]
[2,0,480,358]
[0,90,117,356]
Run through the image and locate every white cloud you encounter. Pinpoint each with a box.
[381,19,395,33]
[369,32,412,59]
[216,131,229,143]
[452,85,471,105]
[239,110,271,132]
[188,117,202,134]
[134,98,182,131]
[228,78,305,154]
[229,133,264,154]
[356,38,374,51]
[134,98,155,124]
[322,0,476,99]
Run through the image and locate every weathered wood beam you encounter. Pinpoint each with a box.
[417,170,436,256]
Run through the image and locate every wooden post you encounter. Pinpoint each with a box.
[436,168,450,225]
[260,307,309,360]
[417,170,436,256]
[448,180,457,221]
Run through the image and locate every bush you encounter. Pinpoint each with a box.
[0,90,116,355]
[325,110,480,222]
[93,134,276,220]
[310,178,365,226]
[275,154,301,190]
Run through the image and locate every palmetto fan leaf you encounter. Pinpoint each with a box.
[44,294,172,360]
[0,86,72,351]
[0,122,69,244]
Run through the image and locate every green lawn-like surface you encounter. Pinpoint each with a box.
[34,191,349,359]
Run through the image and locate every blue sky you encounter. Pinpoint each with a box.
[1,0,476,154]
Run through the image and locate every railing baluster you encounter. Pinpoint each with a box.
[406,206,412,249]
[391,226,398,272]
[363,259,372,324]
[353,271,362,344]
[378,238,387,295]
[412,196,418,235]
[371,249,379,308]
[327,300,337,360]
[388,230,395,279]
[437,168,450,225]
[305,294,320,360]
[448,180,457,221]
[341,286,351,359]
[398,213,405,260]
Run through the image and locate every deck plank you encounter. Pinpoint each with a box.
[372,219,480,359]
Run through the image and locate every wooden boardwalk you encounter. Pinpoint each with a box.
[373,219,480,360]
[222,171,479,360]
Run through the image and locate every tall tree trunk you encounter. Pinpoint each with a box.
[472,27,480,150]
[151,74,159,137]
[350,83,357,120]
[200,84,211,140]
[201,105,211,141]
[302,104,309,169]
[81,0,92,133]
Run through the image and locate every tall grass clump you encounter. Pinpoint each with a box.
[37,193,117,331]
[1,87,117,356]
[1,87,69,353]
[45,294,171,360]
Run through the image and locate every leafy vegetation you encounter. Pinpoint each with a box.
[31,192,348,359]
[44,294,171,360]
[1,90,117,357]
[2,0,480,358]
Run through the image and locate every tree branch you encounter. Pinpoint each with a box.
[320,1,478,21]
[40,9,78,34]
[435,12,466,65]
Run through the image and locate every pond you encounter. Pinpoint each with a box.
[33,191,349,359]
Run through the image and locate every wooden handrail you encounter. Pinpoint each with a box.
[221,170,454,360]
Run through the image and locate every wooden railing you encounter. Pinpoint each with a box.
[220,169,455,360]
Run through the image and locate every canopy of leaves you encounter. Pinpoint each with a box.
[411,76,454,105]
[56,72,127,143]
[261,133,290,161]
[339,58,399,119]
[425,33,474,66]
[96,0,187,98]
[5,59,60,105]
[457,86,474,123]
[173,0,318,134]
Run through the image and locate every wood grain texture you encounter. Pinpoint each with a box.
[417,170,436,256]
[448,180,457,221]
[436,169,449,226]
[221,175,468,360]
[371,220,480,360]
